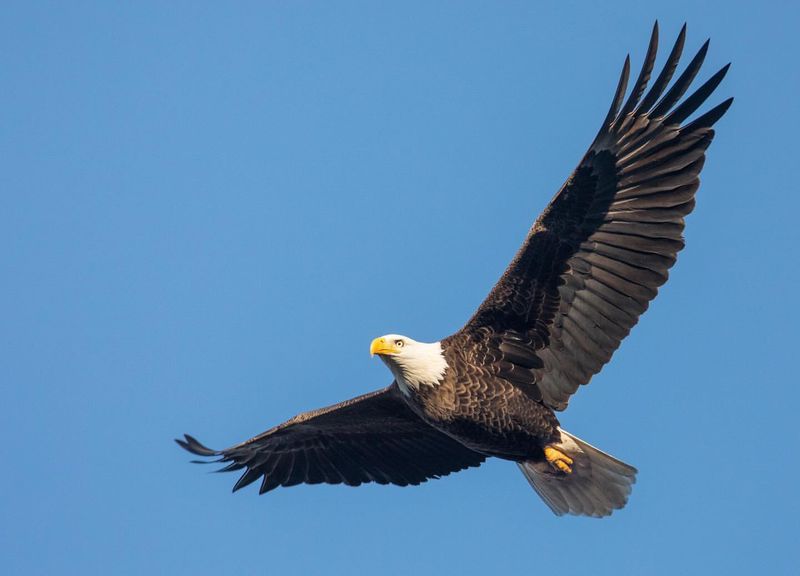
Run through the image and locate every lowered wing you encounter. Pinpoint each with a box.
[177,384,486,493]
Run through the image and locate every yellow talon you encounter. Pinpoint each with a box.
[544,446,574,474]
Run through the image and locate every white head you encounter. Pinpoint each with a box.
[369,334,448,391]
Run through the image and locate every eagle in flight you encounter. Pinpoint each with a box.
[178,23,731,517]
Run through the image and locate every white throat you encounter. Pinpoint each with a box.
[382,341,448,393]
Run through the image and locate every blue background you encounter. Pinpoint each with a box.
[2,2,798,574]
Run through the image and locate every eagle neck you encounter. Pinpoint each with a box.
[391,341,449,394]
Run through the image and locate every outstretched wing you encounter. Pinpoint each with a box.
[177,384,486,493]
[460,23,732,410]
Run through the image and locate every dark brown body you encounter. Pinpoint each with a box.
[400,334,561,462]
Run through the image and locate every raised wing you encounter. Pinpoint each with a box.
[177,384,486,493]
[461,23,732,410]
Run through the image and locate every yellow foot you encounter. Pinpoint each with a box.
[544,446,574,474]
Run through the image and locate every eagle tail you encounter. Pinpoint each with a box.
[517,428,637,517]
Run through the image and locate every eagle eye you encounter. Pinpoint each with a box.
[395,339,404,348]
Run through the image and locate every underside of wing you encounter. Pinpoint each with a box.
[461,23,732,410]
[176,385,486,493]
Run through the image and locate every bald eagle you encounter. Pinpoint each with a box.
[177,23,731,517]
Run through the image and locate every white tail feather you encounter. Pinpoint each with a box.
[518,428,637,517]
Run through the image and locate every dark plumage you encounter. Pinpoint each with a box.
[178,386,486,491]
[178,23,731,517]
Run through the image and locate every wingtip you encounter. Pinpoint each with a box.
[681,95,734,132]
[718,96,735,113]
[716,62,732,84]
[174,436,192,451]
[175,433,218,457]
[676,23,688,51]
[593,50,633,141]
[648,21,660,44]
[232,469,260,493]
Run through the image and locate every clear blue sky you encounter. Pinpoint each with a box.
[2,2,798,575]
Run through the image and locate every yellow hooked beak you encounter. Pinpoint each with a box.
[370,337,398,357]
